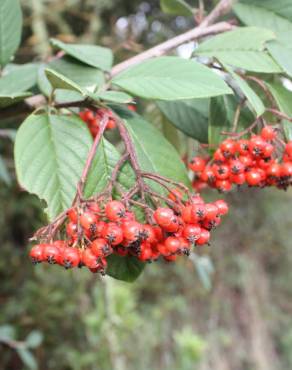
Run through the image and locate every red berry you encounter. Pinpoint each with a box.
[266,163,281,178]
[82,248,100,269]
[80,212,98,232]
[229,159,244,174]
[61,247,80,269]
[66,222,78,238]
[67,208,78,223]
[189,157,206,172]
[261,126,276,141]
[182,225,201,244]
[201,167,216,183]
[91,238,112,257]
[43,244,61,264]
[122,221,143,242]
[236,140,249,155]
[196,229,210,246]
[105,200,126,221]
[191,204,206,222]
[280,162,292,177]
[101,223,124,245]
[204,203,219,220]
[214,200,229,215]
[29,245,45,264]
[220,139,236,158]
[245,169,262,186]
[153,208,174,227]
[164,237,181,254]
[213,164,230,180]
[285,141,292,157]
[215,179,232,192]
[230,173,245,185]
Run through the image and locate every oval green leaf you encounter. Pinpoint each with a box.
[112,56,232,100]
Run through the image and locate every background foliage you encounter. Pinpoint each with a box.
[1,0,292,369]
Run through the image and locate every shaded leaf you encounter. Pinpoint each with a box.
[50,38,113,71]
[16,348,37,370]
[90,91,133,103]
[106,255,145,282]
[157,99,209,142]
[0,92,31,108]
[0,63,39,94]
[25,331,43,349]
[267,41,292,78]
[45,68,85,95]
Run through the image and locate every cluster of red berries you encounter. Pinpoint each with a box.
[29,194,228,274]
[190,126,292,192]
[79,108,116,137]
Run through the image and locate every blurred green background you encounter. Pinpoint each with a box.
[1,1,292,369]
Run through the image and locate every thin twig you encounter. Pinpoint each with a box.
[266,108,292,122]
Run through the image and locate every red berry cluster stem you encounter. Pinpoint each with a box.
[79,108,116,137]
[29,107,229,275]
[190,126,292,192]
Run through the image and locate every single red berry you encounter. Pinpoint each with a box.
[105,200,126,221]
[220,139,236,158]
[91,238,112,257]
[191,204,206,222]
[82,248,100,269]
[236,140,250,155]
[66,222,78,238]
[214,200,229,216]
[213,164,230,180]
[142,224,157,244]
[80,211,98,229]
[245,169,262,186]
[215,179,232,192]
[201,167,216,183]
[280,162,292,177]
[238,155,253,168]
[67,208,78,223]
[285,141,292,157]
[164,254,177,262]
[204,203,219,220]
[261,126,276,141]
[189,157,206,172]
[182,225,201,244]
[229,159,244,174]
[153,208,174,227]
[101,223,124,245]
[196,229,210,246]
[29,244,45,264]
[262,142,274,158]
[213,149,225,162]
[249,135,265,157]
[266,163,281,178]
[61,247,80,269]
[230,172,246,185]
[122,221,143,242]
[139,243,152,261]
[162,216,180,233]
[164,237,181,254]
[43,244,61,264]
[181,205,192,223]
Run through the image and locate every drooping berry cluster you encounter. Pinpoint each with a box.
[79,108,116,137]
[190,126,292,192]
[29,194,228,274]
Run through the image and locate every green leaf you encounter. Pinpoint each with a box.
[50,38,113,71]
[106,254,145,282]
[54,90,84,104]
[25,331,43,349]
[0,92,31,108]
[112,56,232,100]
[224,64,265,117]
[50,57,105,91]
[45,68,85,95]
[0,0,22,67]
[115,108,191,188]
[0,156,11,185]
[233,2,292,46]
[196,26,281,73]
[267,41,292,78]
[208,95,254,146]
[266,82,292,140]
[160,0,193,16]
[90,91,133,104]
[84,138,135,199]
[157,99,209,142]
[0,63,39,94]
[14,113,93,220]
[16,348,37,370]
